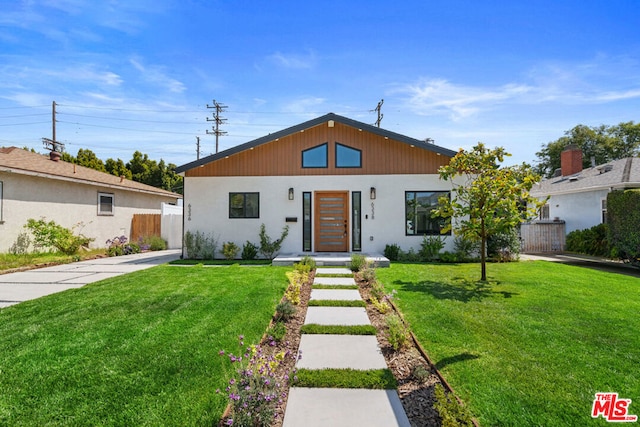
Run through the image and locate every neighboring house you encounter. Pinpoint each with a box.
[0,147,182,252]
[530,145,640,234]
[175,113,457,258]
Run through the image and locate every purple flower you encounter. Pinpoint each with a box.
[229,378,235,385]
[225,418,233,425]
[219,350,225,355]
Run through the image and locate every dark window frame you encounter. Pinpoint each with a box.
[335,142,362,168]
[229,192,260,219]
[302,143,328,168]
[352,191,362,251]
[303,192,312,251]
[98,192,114,216]
[405,191,451,236]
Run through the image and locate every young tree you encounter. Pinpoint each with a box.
[435,143,544,281]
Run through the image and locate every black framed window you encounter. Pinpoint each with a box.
[98,192,114,216]
[229,192,260,218]
[405,191,450,235]
[336,143,362,168]
[352,191,362,251]
[303,192,312,251]
[302,143,328,168]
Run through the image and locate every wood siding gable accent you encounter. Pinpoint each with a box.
[185,121,451,177]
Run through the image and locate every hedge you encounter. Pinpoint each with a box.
[606,189,640,268]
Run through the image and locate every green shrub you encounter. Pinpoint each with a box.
[384,244,401,261]
[453,235,480,261]
[184,230,218,259]
[360,266,376,284]
[566,224,611,257]
[222,241,240,260]
[143,235,167,251]
[266,321,287,342]
[433,384,474,427]
[487,228,520,262]
[293,262,311,274]
[350,254,367,271]
[274,300,296,322]
[298,255,317,270]
[258,224,289,260]
[25,218,93,255]
[10,232,31,255]
[420,235,445,262]
[398,248,421,262]
[241,241,259,260]
[606,189,640,267]
[385,314,409,351]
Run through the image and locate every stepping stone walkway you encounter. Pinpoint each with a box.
[282,267,411,427]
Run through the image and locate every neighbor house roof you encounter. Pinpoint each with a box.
[531,157,640,197]
[0,147,181,198]
[176,112,457,173]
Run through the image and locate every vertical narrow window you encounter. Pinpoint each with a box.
[229,193,260,218]
[601,199,607,224]
[352,191,362,251]
[98,192,114,216]
[303,192,312,251]
[540,204,550,220]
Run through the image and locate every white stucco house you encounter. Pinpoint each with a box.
[175,113,458,259]
[0,147,182,253]
[530,145,640,234]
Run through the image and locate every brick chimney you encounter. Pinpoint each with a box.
[561,144,582,176]
[49,151,61,162]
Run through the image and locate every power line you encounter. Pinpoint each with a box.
[57,120,198,135]
[206,100,228,154]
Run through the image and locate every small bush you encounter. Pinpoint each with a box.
[453,235,480,261]
[398,248,421,262]
[433,383,474,427]
[360,266,376,284]
[298,255,317,270]
[25,218,93,255]
[350,254,367,271]
[285,270,307,305]
[293,262,311,274]
[370,279,386,300]
[222,241,240,260]
[107,236,142,257]
[266,321,287,342]
[241,241,259,260]
[420,235,445,262]
[370,295,391,314]
[566,224,611,257]
[9,232,31,255]
[184,230,218,259]
[384,244,401,261]
[259,224,289,260]
[385,314,409,351]
[274,300,297,322]
[487,228,520,262]
[140,235,166,251]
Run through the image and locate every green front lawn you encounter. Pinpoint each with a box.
[0,265,288,426]
[378,262,640,426]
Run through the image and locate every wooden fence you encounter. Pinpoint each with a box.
[131,214,161,242]
[521,221,566,253]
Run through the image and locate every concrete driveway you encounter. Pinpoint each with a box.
[0,249,181,309]
[521,253,640,278]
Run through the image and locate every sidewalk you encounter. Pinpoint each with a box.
[282,267,411,427]
[0,250,181,308]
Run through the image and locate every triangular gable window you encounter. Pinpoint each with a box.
[336,143,361,168]
[302,143,328,168]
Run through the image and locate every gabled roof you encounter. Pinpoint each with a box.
[531,157,640,197]
[176,112,456,173]
[0,147,181,198]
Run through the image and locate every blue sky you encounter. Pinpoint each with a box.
[1,0,639,168]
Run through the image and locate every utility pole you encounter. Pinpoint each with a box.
[42,100,64,153]
[372,99,384,127]
[206,100,228,153]
[196,136,201,160]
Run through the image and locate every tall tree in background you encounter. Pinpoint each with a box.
[535,122,640,178]
[436,143,543,281]
[105,158,132,180]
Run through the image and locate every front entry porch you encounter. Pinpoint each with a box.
[272,252,390,268]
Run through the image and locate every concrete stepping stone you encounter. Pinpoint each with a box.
[313,277,356,286]
[296,335,386,370]
[304,306,370,326]
[310,289,361,301]
[283,388,410,427]
[315,267,353,276]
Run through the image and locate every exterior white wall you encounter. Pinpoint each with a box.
[0,172,178,252]
[161,203,183,249]
[183,174,455,257]
[541,189,609,234]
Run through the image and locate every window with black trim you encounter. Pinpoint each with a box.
[229,192,260,218]
[405,191,450,235]
[352,191,362,251]
[98,192,114,216]
[336,143,361,168]
[303,192,311,251]
[302,143,328,168]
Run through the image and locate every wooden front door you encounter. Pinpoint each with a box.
[314,191,349,252]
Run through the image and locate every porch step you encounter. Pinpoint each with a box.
[272,253,390,267]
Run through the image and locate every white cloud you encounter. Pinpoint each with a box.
[267,51,316,69]
[129,57,186,93]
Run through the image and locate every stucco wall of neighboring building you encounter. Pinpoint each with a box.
[183,174,455,258]
[541,189,609,234]
[0,172,177,252]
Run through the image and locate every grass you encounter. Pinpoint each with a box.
[169,259,271,266]
[300,324,377,335]
[377,261,640,426]
[0,250,106,271]
[294,368,397,389]
[0,264,288,426]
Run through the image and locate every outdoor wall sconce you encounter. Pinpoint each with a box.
[370,187,376,200]
[288,187,294,200]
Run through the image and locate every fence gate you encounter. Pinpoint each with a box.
[131,214,161,242]
[521,221,566,253]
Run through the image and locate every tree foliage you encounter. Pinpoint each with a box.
[535,122,640,178]
[61,148,182,194]
[435,143,544,281]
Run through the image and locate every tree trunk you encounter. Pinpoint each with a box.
[480,221,487,281]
